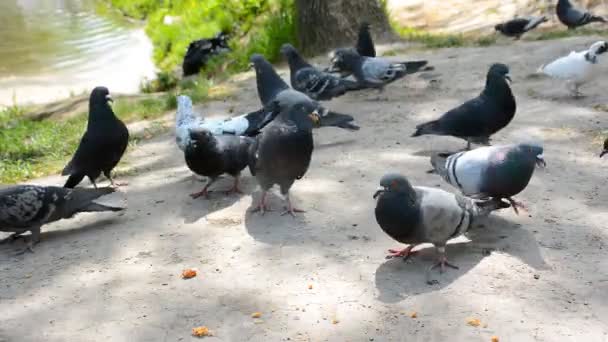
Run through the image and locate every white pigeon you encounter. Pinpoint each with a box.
[175,95,279,151]
[539,41,608,96]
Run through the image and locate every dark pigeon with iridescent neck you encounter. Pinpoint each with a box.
[62,86,129,188]
[412,63,516,150]
[495,16,548,39]
[281,44,361,101]
[373,173,509,274]
[430,143,545,214]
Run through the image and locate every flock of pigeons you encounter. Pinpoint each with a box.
[1,0,608,277]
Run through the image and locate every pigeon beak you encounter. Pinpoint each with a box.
[373,188,385,199]
[600,149,608,158]
[505,74,512,83]
[318,111,359,131]
[308,110,321,126]
[106,94,113,103]
[535,154,546,168]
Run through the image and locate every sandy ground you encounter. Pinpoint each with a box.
[2,36,608,342]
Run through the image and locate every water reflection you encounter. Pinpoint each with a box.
[0,0,156,106]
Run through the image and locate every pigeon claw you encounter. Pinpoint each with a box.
[506,197,528,215]
[190,189,210,199]
[429,256,459,274]
[386,245,418,261]
[280,207,306,218]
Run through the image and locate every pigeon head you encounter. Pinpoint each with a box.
[517,142,546,168]
[359,22,371,31]
[90,86,112,105]
[88,86,115,122]
[494,23,505,33]
[600,138,608,158]
[188,129,216,149]
[487,63,511,82]
[373,173,416,200]
[590,41,608,56]
[250,53,290,106]
[328,48,362,73]
[280,44,310,71]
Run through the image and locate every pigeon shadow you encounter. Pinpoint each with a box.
[374,214,547,303]
[0,217,123,259]
[315,139,358,151]
[243,191,315,245]
[178,175,251,224]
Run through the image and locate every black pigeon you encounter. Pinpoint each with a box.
[600,138,608,157]
[250,53,359,131]
[248,102,354,216]
[327,49,431,90]
[373,173,509,273]
[62,87,129,188]
[280,44,362,101]
[356,22,376,58]
[184,129,255,199]
[412,63,516,150]
[495,16,548,39]
[0,185,124,253]
[557,0,606,29]
[183,31,230,76]
[430,143,545,214]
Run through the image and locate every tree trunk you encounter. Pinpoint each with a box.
[295,0,395,56]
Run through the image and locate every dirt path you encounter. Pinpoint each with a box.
[2,36,608,342]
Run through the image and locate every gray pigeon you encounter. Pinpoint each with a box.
[374,173,509,273]
[494,16,548,39]
[248,102,353,216]
[430,143,545,214]
[0,185,125,253]
[281,44,362,101]
[250,54,359,131]
[327,49,431,90]
[412,63,515,150]
[557,0,606,29]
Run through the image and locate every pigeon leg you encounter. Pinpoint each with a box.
[506,197,528,215]
[225,176,244,195]
[465,141,472,150]
[190,178,217,199]
[15,227,41,255]
[251,191,271,215]
[281,193,306,217]
[105,171,128,187]
[429,246,459,274]
[386,244,419,261]
[88,177,98,189]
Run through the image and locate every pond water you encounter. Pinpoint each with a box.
[0,0,156,106]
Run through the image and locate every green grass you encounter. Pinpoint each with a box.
[105,0,295,80]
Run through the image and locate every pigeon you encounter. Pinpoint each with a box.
[412,63,516,150]
[373,173,509,273]
[62,87,130,188]
[356,22,376,58]
[429,142,545,214]
[494,16,548,39]
[175,95,281,151]
[538,41,608,97]
[184,129,254,198]
[0,185,124,253]
[600,138,608,157]
[280,44,362,101]
[248,102,355,216]
[327,49,431,90]
[557,0,606,29]
[250,53,359,131]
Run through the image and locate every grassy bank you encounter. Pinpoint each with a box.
[0,76,227,184]
[106,0,295,76]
